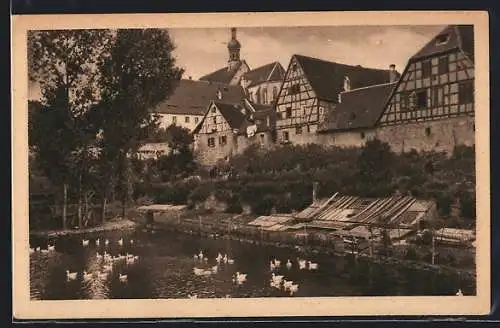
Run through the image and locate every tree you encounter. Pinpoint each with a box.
[357,138,395,197]
[28,30,110,228]
[96,28,184,221]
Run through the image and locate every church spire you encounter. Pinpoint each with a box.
[227,27,241,71]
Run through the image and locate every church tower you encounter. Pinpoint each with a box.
[227,27,241,71]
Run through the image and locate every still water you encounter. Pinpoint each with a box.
[29,228,475,300]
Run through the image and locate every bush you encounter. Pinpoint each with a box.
[404,246,419,261]
[459,191,476,219]
[226,194,243,214]
[188,183,213,206]
[251,196,275,215]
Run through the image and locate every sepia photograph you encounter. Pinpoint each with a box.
[12,11,490,319]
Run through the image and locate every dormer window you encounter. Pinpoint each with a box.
[435,34,450,46]
[216,90,223,100]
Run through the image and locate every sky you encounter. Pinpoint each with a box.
[28,25,446,100]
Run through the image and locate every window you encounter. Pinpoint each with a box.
[458,81,474,104]
[283,131,290,142]
[422,61,432,78]
[435,33,450,45]
[213,117,217,124]
[286,107,292,118]
[273,86,278,101]
[211,107,216,113]
[296,126,302,134]
[432,86,444,107]
[438,56,449,75]
[289,84,300,95]
[259,133,265,145]
[219,135,227,145]
[185,116,190,123]
[416,90,427,108]
[262,89,268,104]
[172,116,177,123]
[194,117,199,123]
[208,137,215,147]
[425,127,431,136]
[400,92,410,110]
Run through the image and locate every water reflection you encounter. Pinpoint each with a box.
[29,228,476,300]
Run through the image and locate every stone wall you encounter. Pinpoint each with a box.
[375,115,475,153]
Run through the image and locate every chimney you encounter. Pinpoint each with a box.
[389,64,399,83]
[231,27,237,40]
[343,76,351,92]
[312,182,319,203]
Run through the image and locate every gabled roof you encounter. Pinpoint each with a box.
[193,99,273,135]
[318,82,397,132]
[199,60,247,84]
[243,62,286,87]
[293,54,392,102]
[152,79,246,116]
[410,25,474,62]
[214,102,249,130]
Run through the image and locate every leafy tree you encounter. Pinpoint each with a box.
[28,30,110,228]
[95,28,184,220]
[356,138,395,197]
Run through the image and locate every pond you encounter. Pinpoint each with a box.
[29,228,476,300]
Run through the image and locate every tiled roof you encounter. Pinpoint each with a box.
[193,99,273,135]
[213,102,248,130]
[294,54,392,102]
[199,61,245,84]
[243,62,285,87]
[152,79,246,116]
[410,25,474,62]
[318,82,396,132]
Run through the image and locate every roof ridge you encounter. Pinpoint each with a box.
[340,81,397,94]
[294,53,389,72]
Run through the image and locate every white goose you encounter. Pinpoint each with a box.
[193,254,199,260]
[29,248,35,254]
[289,284,299,296]
[66,270,77,281]
[271,273,284,284]
[47,244,55,252]
[96,252,103,260]
[130,239,134,245]
[233,272,247,285]
[283,280,294,291]
[211,265,218,274]
[95,238,100,246]
[105,239,109,246]
[456,289,464,296]
[193,267,205,276]
[188,294,198,299]
[286,259,292,270]
[297,258,307,270]
[198,250,204,260]
[274,259,281,267]
[216,253,223,263]
[223,254,228,264]
[119,273,128,283]
[103,264,113,272]
[41,248,50,254]
[117,238,123,246]
[82,239,90,247]
[308,261,318,270]
[269,261,276,271]
[227,258,235,264]
[83,271,93,281]
[35,247,41,252]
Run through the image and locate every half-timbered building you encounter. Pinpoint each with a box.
[193,99,274,166]
[274,54,397,145]
[375,25,475,153]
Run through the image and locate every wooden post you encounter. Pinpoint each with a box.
[431,234,436,265]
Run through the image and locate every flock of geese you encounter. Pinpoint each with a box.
[267,257,318,296]
[32,237,138,284]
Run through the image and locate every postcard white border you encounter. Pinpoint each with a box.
[12,11,491,319]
